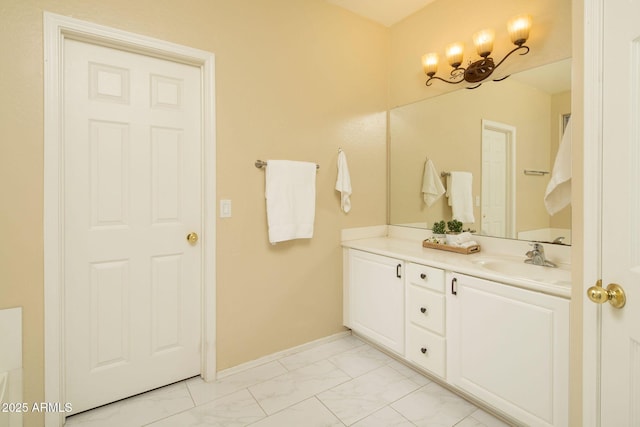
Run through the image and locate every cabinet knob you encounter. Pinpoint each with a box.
[420,347,428,355]
[420,307,427,314]
[420,273,427,280]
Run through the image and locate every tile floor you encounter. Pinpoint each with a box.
[64,334,513,427]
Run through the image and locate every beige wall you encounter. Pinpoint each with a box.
[0,1,388,425]
[390,78,557,234]
[389,0,572,107]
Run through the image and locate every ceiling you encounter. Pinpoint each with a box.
[326,0,438,27]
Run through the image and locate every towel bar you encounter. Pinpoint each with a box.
[440,171,450,177]
[523,169,549,176]
[255,160,319,170]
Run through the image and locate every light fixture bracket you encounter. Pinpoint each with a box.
[425,44,530,89]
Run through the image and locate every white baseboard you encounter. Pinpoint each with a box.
[216,330,352,379]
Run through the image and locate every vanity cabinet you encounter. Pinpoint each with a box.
[446,272,569,427]
[405,263,446,377]
[344,249,405,355]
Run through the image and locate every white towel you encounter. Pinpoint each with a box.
[335,150,352,213]
[421,159,446,207]
[545,119,572,215]
[265,160,316,244]
[446,231,474,245]
[446,171,475,223]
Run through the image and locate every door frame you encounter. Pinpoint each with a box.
[43,12,216,427]
[581,0,603,425]
[480,119,516,239]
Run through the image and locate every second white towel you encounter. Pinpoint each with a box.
[265,160,316,244]
[335,150,352,213]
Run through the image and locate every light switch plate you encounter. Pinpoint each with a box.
[220,199,232,218]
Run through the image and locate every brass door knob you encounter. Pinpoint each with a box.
[186,232,199,245]
[587,280,626,309]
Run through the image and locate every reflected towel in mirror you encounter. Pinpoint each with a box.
[446,171,475,223]
[545,119,572,215]
[422,159,446,207]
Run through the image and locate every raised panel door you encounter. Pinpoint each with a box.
[447,273,569,426]
[64,38,202,414]
[349,250,405,354]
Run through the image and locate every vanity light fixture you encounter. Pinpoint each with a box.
[422,14,532,89]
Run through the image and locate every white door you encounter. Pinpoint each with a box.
[593,1,640,424]
[63,38,202,414]
[481,120,515,238]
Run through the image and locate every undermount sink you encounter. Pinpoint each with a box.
[472,257,571,285]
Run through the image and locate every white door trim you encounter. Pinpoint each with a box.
[43,12,216,427]
[481,119,516,238]
[581,0,603,425]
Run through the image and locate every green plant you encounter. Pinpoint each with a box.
[432,220,446,235]
[447,219,463,233]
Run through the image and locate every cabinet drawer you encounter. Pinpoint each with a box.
[406,325,446,378]
[406,263,445,293]
[407,284,445,335]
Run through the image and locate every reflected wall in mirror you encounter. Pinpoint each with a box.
[389,59,572,244]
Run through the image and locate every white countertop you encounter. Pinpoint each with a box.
[342,236,572,299]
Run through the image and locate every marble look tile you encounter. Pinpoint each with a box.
[249,359,351,415]
[186,361,287,406]
[64,382,194,427]
[279,335,365,371]
[386,360,432,387]
[459,409,514,427]
[145,389,265,427]
[248,397,343,427]
[317,365,421,426]
[455,417,486,427]
[391,382,477,427]
[328,344,393,378]
[351,406,414,427]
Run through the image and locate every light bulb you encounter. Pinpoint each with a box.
[508,14,532,46]
[422,53,439,76]
[473,29,495,58]
[445,42,464,68]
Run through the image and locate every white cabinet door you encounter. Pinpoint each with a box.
[347,250,404,354]
[447,273,569,427]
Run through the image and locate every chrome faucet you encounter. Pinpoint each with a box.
[525,243,557,268]
[552,236,565,244]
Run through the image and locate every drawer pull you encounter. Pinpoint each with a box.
[420,306,427,314]
[420,273,427,280]
[420,347,428,355]
[396,264,402,278]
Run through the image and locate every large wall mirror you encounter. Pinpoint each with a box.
[389,58,572,244]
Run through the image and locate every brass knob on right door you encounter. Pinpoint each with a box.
[587,280,626,309]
